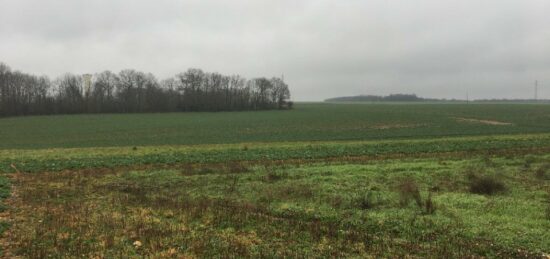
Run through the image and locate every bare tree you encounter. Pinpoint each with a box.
[0,62,292,117]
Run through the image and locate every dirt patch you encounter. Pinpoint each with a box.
[370,123,425,130]
[454,117,512,126]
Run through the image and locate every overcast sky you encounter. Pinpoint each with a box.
[1,0,549,101]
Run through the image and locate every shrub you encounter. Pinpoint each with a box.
[535,168,546,179]
[329,195,344,208]
[0,221,10,236]
[287,101,294,109]
[198,167,216,174]
[424,192,436,215]
[469,175,507,195]
[227,162,249,174]
[397,178,422,207]
[263,170,287,182]
[535,164,549,180]
[429,185,441,192]
[523,155,536,169]
[355,191,379,210]
[0,177,10,199]
[276,183,314,199]
[225,174,239,194]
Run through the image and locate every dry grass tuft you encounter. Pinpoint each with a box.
[424,192,436,215]
[397,178,422,208]
[468,175,507,195]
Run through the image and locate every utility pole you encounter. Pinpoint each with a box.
[466,91,469,103]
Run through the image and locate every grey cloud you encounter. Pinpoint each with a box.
[1,0,549,101]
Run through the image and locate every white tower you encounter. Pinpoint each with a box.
[83,74,92,95]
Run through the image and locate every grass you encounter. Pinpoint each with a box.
[0,174,10,252]
[1,103,550,149]
[1,103,550,257]
[3,133,550,173]
[4,153,549,257]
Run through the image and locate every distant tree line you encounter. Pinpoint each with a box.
[325,94,550,103]
[0,62,292,117]
[325,94,432,102]
[470,99,550,103]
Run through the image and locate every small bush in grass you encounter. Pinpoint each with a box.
[227,162,249,174]
[469,175,507,195]
[198,167,216,174]
[330,195,344,208]
[535,168,546,180]
[429,185,441,192]
[424,192,436,215]
[0,221,10,235]
[355,191,380,210]
[0,177,10,199]
[225,174,239,194]
[523,155,536,169]
[263,170,287,182]
[276,183,314,199]
[535,164,549,180]
[397,178,422,207]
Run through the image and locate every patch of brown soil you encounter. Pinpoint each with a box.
[454,117,512,126]
[0,173,24,259]
[370,123,425,130]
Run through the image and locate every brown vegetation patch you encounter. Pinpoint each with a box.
[454,117,512,126]
[1,155,545,257]
[397,178,422,207]
[13,145,550,178]
[0,171,449,257]
[468,174,507,195]
[370,123,425,130]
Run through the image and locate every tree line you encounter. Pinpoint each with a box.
[0,62,292,117]
[326,94,550,103]
[325,94,428,102]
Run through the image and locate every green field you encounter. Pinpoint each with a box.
[2,103,550,149]
[1,103,550,257]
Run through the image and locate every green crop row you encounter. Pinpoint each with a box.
[3,133,550,173]
[2,103,550,149]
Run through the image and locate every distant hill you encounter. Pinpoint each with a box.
[325,94,439,102]
[471,98,550,103]
[325,94,550,103]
